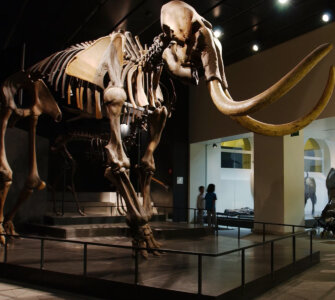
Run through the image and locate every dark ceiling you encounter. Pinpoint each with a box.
[1,0,334,80]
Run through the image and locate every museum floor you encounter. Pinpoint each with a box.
[0,227,334,299]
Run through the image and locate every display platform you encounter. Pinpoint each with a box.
[25,217,212,239]
[0,229,319,299]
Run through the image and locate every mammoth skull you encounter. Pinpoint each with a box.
[161,0,335,136]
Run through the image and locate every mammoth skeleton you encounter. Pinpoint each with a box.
[0,0,334,256]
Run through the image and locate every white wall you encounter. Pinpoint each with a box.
[218,168,253,211]
[283,133,304,226]
[189,143,206,221]
[326,140,335,171]
[191,143,254,213]
[190,141,254,215]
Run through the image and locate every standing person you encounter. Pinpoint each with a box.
[205,184,217,228]
[196,186,205,225]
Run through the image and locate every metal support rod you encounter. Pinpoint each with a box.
[241,249,245,288]
[4,236,8,263]
[2,0,28,51]
[40,239,45,269]
[21,43,26,71]
[292,236,296,264]
[83,243,87,276]
[198,255,202,295]
[62,163,66,216]
[270,241,274,276]
[19,43,26,106]
[292,225,295,234]
[136,130,141,196]
[238,226,241,241]
[135,248,139,285]
[310,231,313,258]
[263,223,266,242]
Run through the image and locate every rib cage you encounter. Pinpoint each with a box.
[29,42,93,95]
[27,41,108,118]
[26,32,170,120]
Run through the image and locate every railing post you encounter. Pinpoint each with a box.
[241,249,245,288]
[40,239,44,270]
[135,248,139,285]
[238,226,241,241]
[4,235,8,263]
[198,255,202,295]
[310,231,313,259]
[263,223,266,242]
[83,243,87,276]
[292,235,296,264]
[194,209,196,226]
[271,241,274,277]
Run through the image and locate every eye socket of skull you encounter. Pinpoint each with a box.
[162,24,174,39]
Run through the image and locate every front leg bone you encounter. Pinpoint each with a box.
[139,107,168,214]
[103,85,142,216]
[104,85,162,257]
[104,86,130,171]
[0,108,13,244]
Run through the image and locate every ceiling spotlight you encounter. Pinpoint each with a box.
[213,27,223,38]
[252,44,259,52]
[322,13,331,23]
[278,0,289,4]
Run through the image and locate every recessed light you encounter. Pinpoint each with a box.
[213,28,223,38]
[322,13,331,23]
[252,44,259,52]
[278,0,289,4]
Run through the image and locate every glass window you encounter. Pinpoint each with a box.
[221,138,251,169]
[304,138,322,173]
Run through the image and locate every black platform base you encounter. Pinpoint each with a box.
[43,213,166,226]
[0,252,320,300]
[25,218,211,239]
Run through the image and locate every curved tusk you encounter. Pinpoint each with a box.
[231,66,335,136]
[208,43,333,116]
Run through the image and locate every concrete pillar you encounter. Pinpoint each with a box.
[283,133,305,227]
[254,132,304,234]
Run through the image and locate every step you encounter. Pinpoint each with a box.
[26,223,129,238]
[43,213,165,226]
[25,221,211,239]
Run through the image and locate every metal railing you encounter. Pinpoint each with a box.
[215,212,312,242]
[1,226,315,295]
